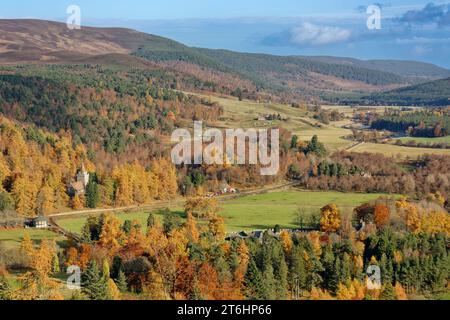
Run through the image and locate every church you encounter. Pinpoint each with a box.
[68,164,90,196]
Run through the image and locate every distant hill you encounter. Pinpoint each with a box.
[1,19,450,99]
[304,56,450,81]
[365,77,450,106]
[326,77,450,106]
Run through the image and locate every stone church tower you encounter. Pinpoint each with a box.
[76,163,90,187]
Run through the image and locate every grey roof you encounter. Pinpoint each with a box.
[34,215,49,222]
[252,231,264,238]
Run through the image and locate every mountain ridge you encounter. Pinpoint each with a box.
[1,19,449,99]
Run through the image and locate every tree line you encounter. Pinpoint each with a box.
[371,110,450,138]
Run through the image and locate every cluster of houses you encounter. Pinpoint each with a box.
[256,114,285,123]
[226,226,317,243]
[226,220,370,243]
[206,182,238,198]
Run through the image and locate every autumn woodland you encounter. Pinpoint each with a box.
[0,17,449,302]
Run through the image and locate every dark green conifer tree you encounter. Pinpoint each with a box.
[147,213,156,228]
[115,270,128,293]
[82,260,109,300]
[245,258,267,300]
[380,282,397,300]
[85,179,100,209]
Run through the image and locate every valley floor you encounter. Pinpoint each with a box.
[54,190,397,234]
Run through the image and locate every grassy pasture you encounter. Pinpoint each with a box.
[219,190,397,231]
[187,92,449,160]
[56,210,177,235]
[296,121,353,151]
[0,229,66,249]
[348,142,450,158]
[189,92,354,151]
[396,136,450,145]
[55,190,396,234]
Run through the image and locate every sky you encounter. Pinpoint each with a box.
[2,1,450,68]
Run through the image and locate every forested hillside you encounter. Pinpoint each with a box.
[365,78,450,106]
[3,19,450,102]
[1,63,450,214]
[325,78,450,106]
[304,56,450,80]
[135,45,411,95]
[195,49,406,86]
[0,115,181,217]
[0,65,224,161]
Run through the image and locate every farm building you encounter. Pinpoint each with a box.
[219,181,237,194]
[226,227,318,242]
[0,211,50,229]
[30,215,49,229]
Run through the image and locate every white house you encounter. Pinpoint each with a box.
[31,215,49,229]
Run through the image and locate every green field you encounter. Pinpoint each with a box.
[55,190,396,234]
[56,210,178,235]
[191,93,450,159]
[188,92,354,152]
[396,136,450,145]
[0,229,66,249]
[220,191,397,231]
[296,121,353,151]
[349,142,450,158]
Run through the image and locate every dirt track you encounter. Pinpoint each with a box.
[49,182,297,219]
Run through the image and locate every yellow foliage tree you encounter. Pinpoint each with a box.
[394,283,408,300]
[280,231,293,255]
[70,194,83,210]
[208,215,226,241]
[320,204,341,233]
[307,231,322,257]
[185,197,219,219]
[150,158,178,200]
[37,184,55,215]
[185,213,199,243]
[235,240,250,284]
[309,287,333,300]
[396,200,421,233]
[107,278,121,300]
[112,165,133,206]
[336,280,365,300]
[98,214,126,255]
[421,211,450,236]
[0,155,10,192]
[16,237,59,299]
[12,176,38,217]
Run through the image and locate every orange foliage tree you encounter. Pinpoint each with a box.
[374,204,390,228]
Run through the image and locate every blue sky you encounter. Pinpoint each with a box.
[2,1,450,68]
[1,0,424,19]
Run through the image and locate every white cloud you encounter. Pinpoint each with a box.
[290,22,351,46]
